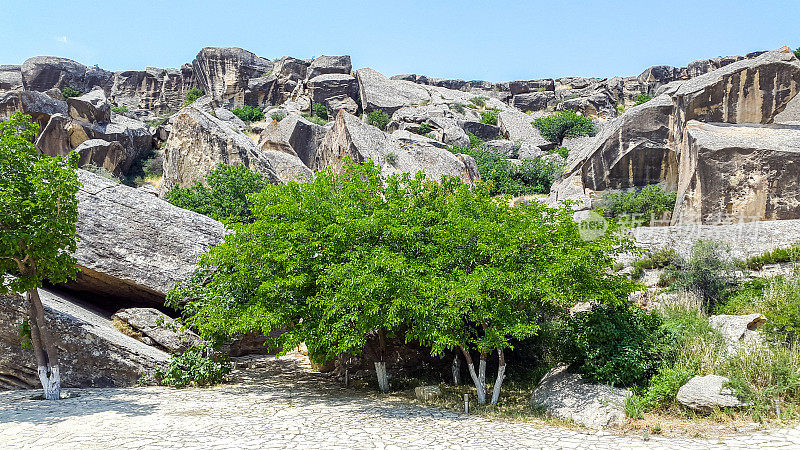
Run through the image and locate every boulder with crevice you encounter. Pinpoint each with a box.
[67,88,111,124]
[307,55,352,80]
[258,113,327,170]
[192,47,274,108]
[112,308,202,353]
[74,139,127,177]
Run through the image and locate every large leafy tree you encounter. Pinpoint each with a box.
[0,112,81,400]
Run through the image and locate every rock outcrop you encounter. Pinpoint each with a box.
[318,110,480,184]
[530,365,630,428]
[112,308,202,353]
[0,290,169,390]
[21,56,114,94]
[192,47,274,108]
[65,170,227,305]
[160,105,281,194]
[258,114,327,170]
[74,139,127,177]
[709,314,766,354]
[677,375,745,413]
[307,55,352,80]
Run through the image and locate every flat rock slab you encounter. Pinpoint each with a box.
[677,375,745,413]
[112,308,202,353]
[64,169,227,306]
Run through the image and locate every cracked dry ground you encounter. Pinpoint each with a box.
[1,354,800,450]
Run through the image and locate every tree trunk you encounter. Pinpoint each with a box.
[490,349,506,405]
[374,361,389,392]
[460,347,486,404]
[26,288,61,400]
[478,352,487,394]
[452,354,461,385]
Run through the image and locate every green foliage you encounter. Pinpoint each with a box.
[231,105,265,123]
[416,123,432,135]
[625,394,646,419]
[722,341,800,416]
[366,110,390,131]
[154,345,231,388]
[169,161,636,379]
[18,319,32,350]
[549,147,569,159]
[312,102,328,120]
[561,304,677,388]
[630,248,680,280]
[720,276,800,343]
[795,47,800,60]
[448,142,563,196]
[61,87,81,98]
[0,113,81,294]
[165,163,269,223]
[640,366,692,408]
[123,149,162,187]
[83,164,121,183]
[532,110,595,144]
[634,94,653,105]
[385,152,398,165]
[616,103,627,115]
[146,115,170,128]
[598,184,677,226]
[480,110,498,125]
[111,105,129,114]
[667,241,739,312]
[183,88,204,106]
[449,102,466,114]
[745,243,800,270]
[469,96,487,108]
[270,112,286,122]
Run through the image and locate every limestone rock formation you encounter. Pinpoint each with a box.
[0,289,169,390]
[21,56,114,94]
[318,110,480,184]
[0,89,68,128]
[192,47,274,108]
[307,55,352,80]
[0,65,22,93]
[112,308,202,353]
[530,365,630,428]
[672,121,800,224]
[677,375,745,413]
[160,105,281,194]
[67,88,111,124]
[74,139,127,177]
[65,170,227,305]
[258,113,327,170]
[110,67,196,116]
[709,314,766,354]
[308,73,359,115]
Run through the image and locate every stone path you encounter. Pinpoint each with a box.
[1,354,800,449]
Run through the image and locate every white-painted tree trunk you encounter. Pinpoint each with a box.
[38,365,61,400]
[374,361,389,392]
[490,364,506,405]
[478,356,486,392]
[465,362,486,404]
[452,355,461,385]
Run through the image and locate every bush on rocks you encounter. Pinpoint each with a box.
[154,345,231,388]
[232,105,265,123]
[532,110,595,144]
[366,109,390,131]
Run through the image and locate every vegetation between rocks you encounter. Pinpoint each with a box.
[366,109,390,131]
[597,184,677,226]
[232,105,265,123]
[532,110,595,144]
[182,88,204,106]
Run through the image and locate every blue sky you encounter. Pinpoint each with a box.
[1,1,797,81]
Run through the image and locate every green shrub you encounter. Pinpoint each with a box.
[270,112,286,122]
[312,102,328,120]
[183,88,204,106]
[449,102,466,114]
[561,304,678,388]
[231,105,265,123]
[667,240,739,312]
[722,342,800,417]
[616,103,627,115]
[598,184,677,226]
[111,105,129,114]
[165,163,269,223]
[121,150,162,187]
[480,110,498,125]
[549,147,569,159]
[720,275,800,343]
[309,115,326,126]
[634,94,653,106]
[154,345,231,388]
[659,303,726,376]
[630,248,680,279]
[366,110,390,131]
[795,47,800,60]
[625,394,646,418]
[61,87,81,98]
[416,123,432,135]
[532,110,595,144]
[641,366,692,408]
[745,243,800,270]
[469,96,487,108]
[146,115,170,128]
[385,152,398,165]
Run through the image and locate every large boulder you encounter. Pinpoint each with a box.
[0,65,23,93]
[672,121,800,224]
[64,170,227,305]
[508,79,555,95]
[67,88,111,124]
[258,113,327,170]
[191,47,274,108]
[356,68,431,116]
[0,89,68,128]
[572,94,676,191]
[160,105,281,194]
[74,139,127,177]
[512,91,556,112]
[318,110,480,184]
[21,56,113,94]
[677,375,745,413]
[307,55,352,80]
[308,74,359,110]
[0,289,169,390]
[112,308,202,353]
[110,67,195,114]
[709,314,766,354]
[260,149,314,184]
[530,365,631,428]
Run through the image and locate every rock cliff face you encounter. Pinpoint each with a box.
[66,170,227,305]
[192,47,274,108]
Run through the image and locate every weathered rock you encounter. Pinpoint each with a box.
[0,65,22,93]
[161,105,281,194]
[484,140,518,157]
[64,170,227,305]
[509,79,555,95]
[67,88,111,124]
[112,308,202,353]
[638,65,686,96]
[307,55,352,80]
[0,89,68,128]
[531,365,630,428]
[555,91,617,120]
[709,314,766,354]
[258,113,327,169]
[356,68,431,116]
[110,67,195,114]
[244,74,277,107]
[308,73,359,108]
[325,95,359,117]
[74,139,127,176]
[459,120,500,141]
[672,121,800,224]
[21,56,114,94]
[556,77,602,91]
[318,110,480,184]
[572,94,675,191]
[261,149,314,183]
[0,289,169,390]
[192,47,274,108]
[677,375,745,413]
[497,110,554,154]
[512,91,556,112]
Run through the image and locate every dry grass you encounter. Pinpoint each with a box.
[112,317,143,340]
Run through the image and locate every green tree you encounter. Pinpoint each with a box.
[164,163,270,223]
[231,105,265,123]
[0,113,81,400]
[532,110,595,144]
[183,88,205,106]
[366,110,390,131]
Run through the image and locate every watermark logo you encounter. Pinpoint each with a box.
[578,210,609,241]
